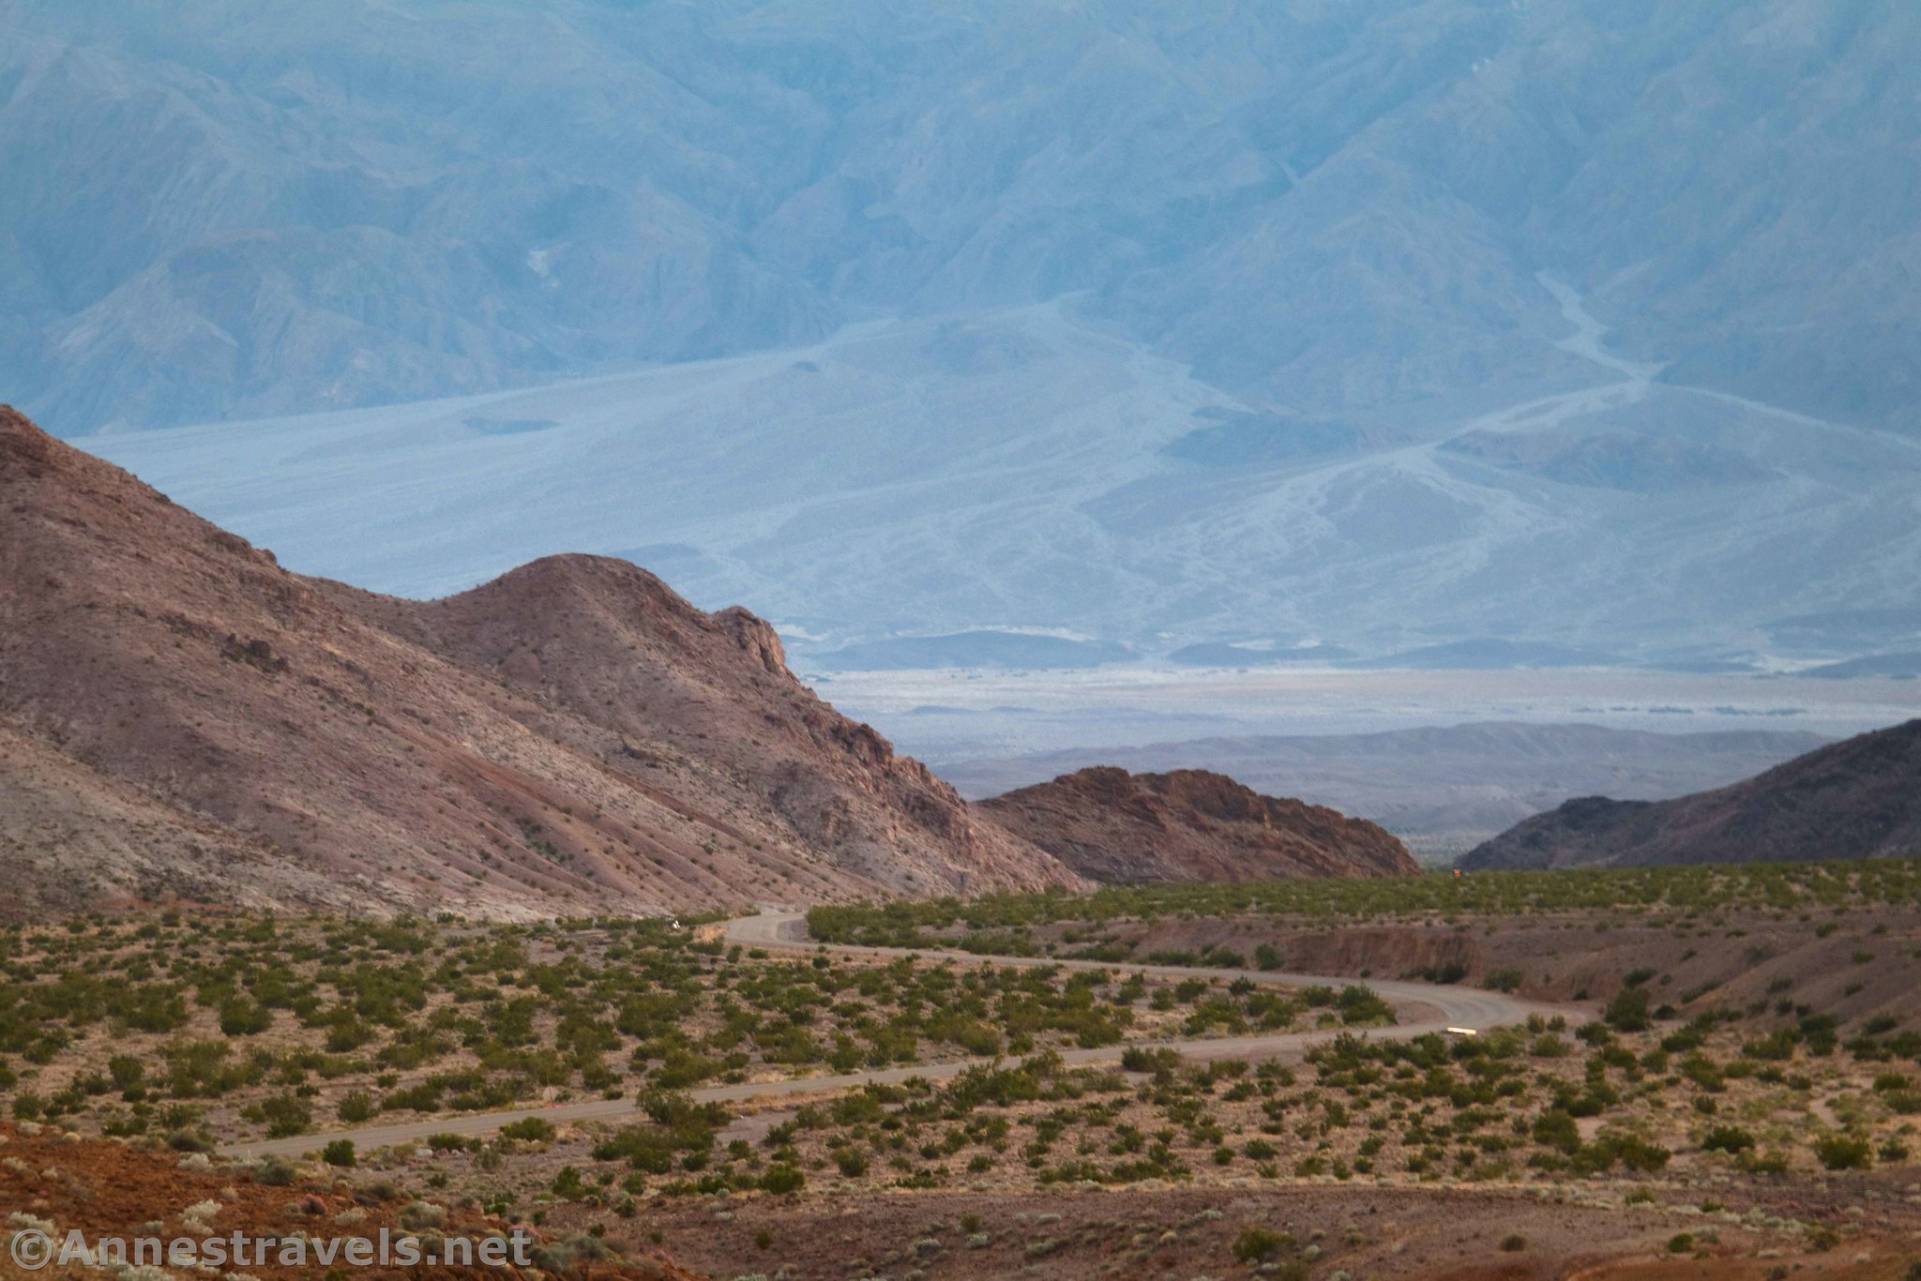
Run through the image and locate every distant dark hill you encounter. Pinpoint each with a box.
[979,767,1418,885]
[1463,720,1921,870]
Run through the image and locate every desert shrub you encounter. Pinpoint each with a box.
[219,999,273,1036]
[252,1156,297,1186]
[1700,1125,1755,1154]
[322,1016,378,1053]
[1813,1135,1872,1170]
[1741,1029,1798,1061]
[1738,1149,1790,1176]
[1233,1227,1290,1262]
[499,1117,557,1143]
[1570,1131,1669,1174]
[321,1139,356,1168]
[593,1093,725,1173]
[164,1040,257,1098]
[531,1233,615,1273]
[1337,985,1395,1025]
[1121,1046,1181,1074]
[1530,1110,1581,1155]
[1604,988,1651,1032]
[258,1093,311,1138]
[1798,1014,1838,1056]
[759,1164,805,1194]
[1679,1054,1725,1093]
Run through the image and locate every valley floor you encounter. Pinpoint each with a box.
[6,866,1921,1278]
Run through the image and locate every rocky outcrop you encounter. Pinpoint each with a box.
[977,767,1419,884]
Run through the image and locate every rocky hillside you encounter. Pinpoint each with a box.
[1462,719,1921,870]
[0,406,1081,920]
[977,767,1419,885]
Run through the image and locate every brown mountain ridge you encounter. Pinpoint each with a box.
[979,767,1419,884]
[0,406,1081,920]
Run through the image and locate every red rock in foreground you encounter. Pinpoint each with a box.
[978,766,1420,884]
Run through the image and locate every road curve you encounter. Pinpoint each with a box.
[224,911,1584,1160]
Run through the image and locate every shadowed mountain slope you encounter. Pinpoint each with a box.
[1463,720,1921,870]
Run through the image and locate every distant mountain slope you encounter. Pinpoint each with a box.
[7,1,1920,436]
[978,767,1418,884]
[0,406,1079,919]
[937,722,1833,854]
[1462,720,1921,870]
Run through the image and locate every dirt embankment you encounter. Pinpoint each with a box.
[1046,908,1921,1019]
[630,1184,1911,1281]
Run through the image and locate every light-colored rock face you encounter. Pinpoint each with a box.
[0,406,1081,920]
[979,766,1419,885]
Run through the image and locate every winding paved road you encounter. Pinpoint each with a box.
[224,911,1583,1160]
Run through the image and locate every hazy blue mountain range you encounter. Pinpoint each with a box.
[9,0,1918,434]
[12,0,1921,662]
